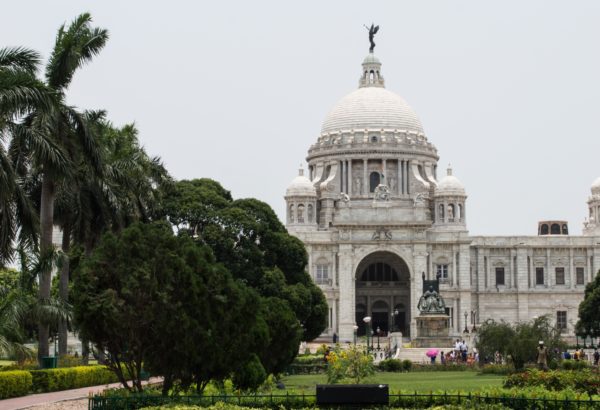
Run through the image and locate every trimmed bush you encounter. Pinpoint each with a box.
[378,359,403,372]
[504,369,600,395]
[0,370,33,399]
[478,364,514,375]
[30,365,119,392]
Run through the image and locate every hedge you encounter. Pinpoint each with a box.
[0,370,33,399]
[503,369,600,395]
[30,365,120,392]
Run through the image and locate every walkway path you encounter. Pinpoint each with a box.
[0,377,162,410]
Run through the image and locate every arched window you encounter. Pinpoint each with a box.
[438,204,445,222]
[369,172,381,192]
[307,204,314,223]
[297,204,305,223]
[540,224,549,235]
[562,224,568,235]
[369,70,375,82]
[448,204,455,222]
[289,204,294,223]
[551,223,560,235]
[371,136,378,142]
[360,262,399,282]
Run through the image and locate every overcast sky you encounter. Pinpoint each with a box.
[3,1,600,236]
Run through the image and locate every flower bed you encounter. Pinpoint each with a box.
[503,369,600,396]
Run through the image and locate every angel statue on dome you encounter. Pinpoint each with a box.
[364,23,379,53]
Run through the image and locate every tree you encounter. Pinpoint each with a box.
[0,46,48,263]
[326,345,375,384]
[160,179,328,374]
[576,270,600,338]
[73,222,269,393]
[6,14,109,363]
[477,315,564,370]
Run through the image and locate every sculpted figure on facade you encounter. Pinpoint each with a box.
[354,177,362,195]
[417,286,446,314]
[374,184,391,201]
[339,192,350,203]
[447,205,454,220]
[389,177,396,193]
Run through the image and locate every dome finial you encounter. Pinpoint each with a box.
[447,163,453,176]
[364,23,380,53]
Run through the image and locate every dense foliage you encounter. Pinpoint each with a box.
[504,369,600,395]
[325,345,375,384]
[0,370,32,399]
[476,316,565,370]
[576,269,600,338]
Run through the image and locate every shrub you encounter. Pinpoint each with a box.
[561,359,590,371]
[402,359,412,371]
[30,365,119,392]
[378,359,403,372]
[57,354,85,368]
[0,370,33,399]
[478,364,514,375]
[504,369,600,395]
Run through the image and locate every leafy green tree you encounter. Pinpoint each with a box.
[326,345,375,384]
[477,316,564,370]
[5,14,109,362]
[576,270,600,338]
[0,47,48,263]
[160,179,328,374]
[73,222,269,393]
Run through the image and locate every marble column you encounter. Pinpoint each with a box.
[382,158,387,185]
[348,160,352,196]
[338,244,355,342]
[569,248,574,289]
[398,160,403,195]
[363,159,368,196]
[341,161,346,193]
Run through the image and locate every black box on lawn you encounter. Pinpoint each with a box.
[316,384,389,405]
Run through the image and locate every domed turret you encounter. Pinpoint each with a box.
[583,176,600,236]
[433,165,467,230]
[285,166,317,230]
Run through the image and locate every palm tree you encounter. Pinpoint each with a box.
[0,47,49,264]
[9,14,108,362]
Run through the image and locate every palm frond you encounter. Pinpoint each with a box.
[0,47,41,74]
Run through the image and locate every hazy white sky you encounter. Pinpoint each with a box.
[2,1,599,235]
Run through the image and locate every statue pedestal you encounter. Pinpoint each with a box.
[413,314,454,348]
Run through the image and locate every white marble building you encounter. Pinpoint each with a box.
[285,51,600,343]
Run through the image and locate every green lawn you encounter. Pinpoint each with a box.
[281,371,504,393]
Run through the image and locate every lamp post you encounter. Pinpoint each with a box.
[463,312,469,333]
[376,326,381,349]
[363,316,372,352]
[353,325,358,346]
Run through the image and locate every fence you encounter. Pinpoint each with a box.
[89,392,600,410]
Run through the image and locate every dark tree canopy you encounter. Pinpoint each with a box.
[576,270,600,337]
[73,222,269,393]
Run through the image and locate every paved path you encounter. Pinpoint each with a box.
[0,377,162,410]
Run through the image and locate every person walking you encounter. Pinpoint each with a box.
[593,348,599,366]
[536,341,548,371]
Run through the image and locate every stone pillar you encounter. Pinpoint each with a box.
[341,161,346,193]
[587,250,593,283]
[398,160,403,195]
[338,244,355,342]
[452,247,458,287]
[569,248,574,289]
[405,160,410,194]
[547,249,552,287]
[382,158,387,185]
[411,246,427,338]
[363,159,368,197]
[348,160,352,196]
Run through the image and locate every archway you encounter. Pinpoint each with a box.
[355,251,411,337]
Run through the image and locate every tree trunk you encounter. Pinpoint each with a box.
[58,224,71,356]
[81,338,89,365]
[38,174,55,364]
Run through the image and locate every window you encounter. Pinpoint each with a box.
[447,204,455,222]
[307,204,314,223]
[445,307,454,328]
[438,204,445,222]
[316,265,329,284]
[535,267,544,285]
[555,267,565,285]
[371,135,378,142]
[289,205,294,223]
[562,224,569,235]
[436,264,449,280]
[556,311,567,333]
[297,204,305,223]
[495,267,505,286]
[369,172,380,192]
[540,224,549,235]
[360,262,400,282]
[576,267,585,285]
[551,224,561,235]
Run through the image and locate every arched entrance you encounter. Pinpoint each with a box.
[355,251,411,337]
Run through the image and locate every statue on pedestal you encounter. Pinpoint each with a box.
[417,285,446,314]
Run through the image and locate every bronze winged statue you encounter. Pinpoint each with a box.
[364,23,379,53]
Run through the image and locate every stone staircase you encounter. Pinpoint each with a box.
[395,347,454,363]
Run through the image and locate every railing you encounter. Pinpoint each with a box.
[89,392,600,410]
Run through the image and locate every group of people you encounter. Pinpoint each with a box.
[537,341,600,370]
[439,339,479,365]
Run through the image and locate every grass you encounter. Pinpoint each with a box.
[281,371,504,393]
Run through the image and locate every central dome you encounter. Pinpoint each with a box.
[320,86,425,135]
